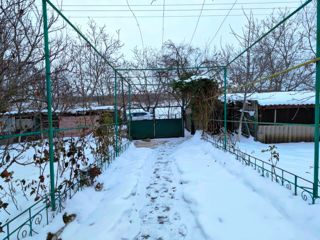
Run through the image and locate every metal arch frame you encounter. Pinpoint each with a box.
[218,0,319,203]
[116,65,226,145]
[2,0,318,217]
[1,0,317,239]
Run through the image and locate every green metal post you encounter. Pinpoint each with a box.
[224,67,227,150]
[254,114,258,141]
[313,0,320,203]
[114,70,118,155]
[128,84,132,140]
[121,77,126,121]
[42,0,56,211]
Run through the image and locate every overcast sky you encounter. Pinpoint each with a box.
[49,0,304,59]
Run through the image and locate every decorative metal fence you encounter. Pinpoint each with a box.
[203,134,319,204]
[1,141,130,240]
[1,0,132,239]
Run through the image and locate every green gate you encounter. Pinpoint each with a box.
[155,119,184,138]
[130,118,184,140]
[129,107,184,140]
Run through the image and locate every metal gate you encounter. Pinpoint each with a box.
[129,107,184,140]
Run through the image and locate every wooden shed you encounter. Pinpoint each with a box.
[223,91,317,143]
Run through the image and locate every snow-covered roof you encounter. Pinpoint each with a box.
[174,74,211,82]
[67,106,114,114]
[2,106,115,115]
[222,91,315,106]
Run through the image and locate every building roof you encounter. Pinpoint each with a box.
[222,91,315,107]
[2,105,115,116]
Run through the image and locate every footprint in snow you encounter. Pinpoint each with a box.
[178,224,188,237]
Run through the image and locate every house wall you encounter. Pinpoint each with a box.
[59,115,100,137]
[257,125,317,143]
[259,107,314,124]
[0,116,15,133]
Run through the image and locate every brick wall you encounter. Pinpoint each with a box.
[59,115,100,137]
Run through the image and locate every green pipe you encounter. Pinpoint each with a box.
[0,123,118,140]
[45,0,115,72]
[114,70,118,155]
[128,84,131,140]
[116,65,225,71]
[121,77,126,121]
[243,115,251,136]
[254,114,258,140]
[45,0,128,84]
[224,67,227,150]
[208,119,315,127]
[42,0,56,211]
[0,130,47,140]
[53,123,117,132]
[313,0,320,203]
[227,0,312,67]
[130,83,172,86]
[1,117,314,141]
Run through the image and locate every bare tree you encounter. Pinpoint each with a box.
[70,20,124,108]
[0,0,70,114]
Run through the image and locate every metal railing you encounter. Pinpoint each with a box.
[1,141,130,240]
[203,134,319,204]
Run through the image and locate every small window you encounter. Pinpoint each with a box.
[132,112,147,117]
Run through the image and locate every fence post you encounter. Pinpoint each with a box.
[223,67,227,150]
[254,114,258,140]
[128,84,131,140]
[42,0,56,211]
[294,175,298,196]
[313,0,320,203]
[114,70,118,156]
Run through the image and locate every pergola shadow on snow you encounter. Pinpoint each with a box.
[1,0,320,239]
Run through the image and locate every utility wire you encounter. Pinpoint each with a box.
[208,0,237,47]
[189,0,206,46]
[126,0,144,49]
[204,57,320,101]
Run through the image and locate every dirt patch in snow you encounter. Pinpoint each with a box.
[134,140,168,148]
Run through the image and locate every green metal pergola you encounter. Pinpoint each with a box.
[11,0,320,211]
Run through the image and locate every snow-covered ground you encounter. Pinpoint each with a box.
[27,133,320,240]
[0,134,128,227]
[235,136,316,182]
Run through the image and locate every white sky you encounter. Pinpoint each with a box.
[48,0,304,59]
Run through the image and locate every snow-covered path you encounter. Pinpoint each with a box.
[132,137,205,239]
[30,133,320,240]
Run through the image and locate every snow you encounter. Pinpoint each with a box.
[2,105,115,115]
[66,105,114,114]
[222,91,315,106]
[174,74,212,82]
[239,109,255,116]
[184,75,211,82]
[128,107,182,119]
[0,134,126,225]
[235,136,316,182]
[25,133,320,240]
